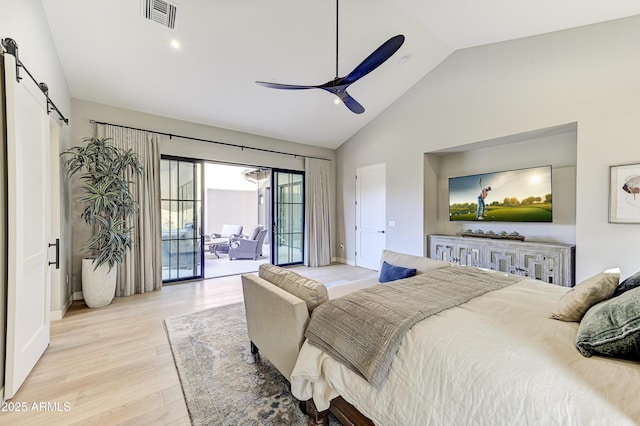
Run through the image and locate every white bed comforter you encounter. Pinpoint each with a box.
[291,278,640,426]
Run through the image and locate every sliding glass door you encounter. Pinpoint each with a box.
[161,157,203,282]
[272,170,304,266]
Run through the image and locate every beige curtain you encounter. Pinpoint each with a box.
[98,124,162,296]
[304,158,332,266]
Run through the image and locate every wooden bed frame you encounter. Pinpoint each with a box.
[302,397,374,426]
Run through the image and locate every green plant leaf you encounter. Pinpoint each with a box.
[61,136,143,269]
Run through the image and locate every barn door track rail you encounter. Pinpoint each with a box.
[1,37,69,125]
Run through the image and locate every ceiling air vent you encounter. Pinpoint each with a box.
[142,0,177,29]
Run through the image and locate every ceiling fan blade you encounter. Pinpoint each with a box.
[342,34,405,85]
[340,92,365,114]
[256,24,404,114]
[255,81,317,90]
[319,85,364,113]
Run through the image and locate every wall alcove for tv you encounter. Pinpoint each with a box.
[424,123,577,248]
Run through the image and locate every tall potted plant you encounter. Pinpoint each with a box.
[62,136,143,308]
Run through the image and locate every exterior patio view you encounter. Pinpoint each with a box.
[161,158,270,282]
[161,161,304,282]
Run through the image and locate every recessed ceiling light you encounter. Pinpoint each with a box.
[170,39,181,50]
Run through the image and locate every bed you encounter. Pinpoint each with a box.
[289,261,640,426]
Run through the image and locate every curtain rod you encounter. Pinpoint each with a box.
[1,38,69,125]
[89,120,332,162]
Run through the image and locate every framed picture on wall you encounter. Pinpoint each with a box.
[609,163,640,223]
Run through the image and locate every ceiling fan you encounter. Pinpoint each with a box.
[255,0,405,114]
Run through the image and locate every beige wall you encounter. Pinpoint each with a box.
[337,15,640,282]
[427,125,577,243]
[69,99,336,293]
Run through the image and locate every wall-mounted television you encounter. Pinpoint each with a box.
[448,165,552,222]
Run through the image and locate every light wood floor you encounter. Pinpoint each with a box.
[0,264,377,426]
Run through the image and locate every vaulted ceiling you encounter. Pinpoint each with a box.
[41,0,640,149]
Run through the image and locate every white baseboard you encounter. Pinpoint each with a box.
[73,291,84,301]
[51,294,74,320]
[332,256,355,266]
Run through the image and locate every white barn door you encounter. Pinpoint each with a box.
[355,163,386,270]
[3,53,52,399]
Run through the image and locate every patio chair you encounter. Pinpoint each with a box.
[207,224,243,258]
[228,226,268,260]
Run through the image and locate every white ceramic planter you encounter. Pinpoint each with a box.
[82,258,117,308]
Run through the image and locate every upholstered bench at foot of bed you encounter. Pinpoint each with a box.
[241,263,337,380]
[241,272,311,380]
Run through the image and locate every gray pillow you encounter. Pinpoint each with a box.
[576,287,640,359]
[612,270,640,298]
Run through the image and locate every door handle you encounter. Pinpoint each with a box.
[48,238,60,269]
[377,230,385,233]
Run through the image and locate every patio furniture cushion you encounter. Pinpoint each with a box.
[248,225,263,240]
[229,228,268,260]
[218,224,243,238]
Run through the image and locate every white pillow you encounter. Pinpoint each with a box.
[550,268,620,322]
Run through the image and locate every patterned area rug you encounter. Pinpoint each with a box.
[164,303,331,425]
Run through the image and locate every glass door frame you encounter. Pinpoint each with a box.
[161,155,205,283]
[271,169,305,266]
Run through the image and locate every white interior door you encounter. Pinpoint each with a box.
[3,53,52,399]
[355,163,386,270]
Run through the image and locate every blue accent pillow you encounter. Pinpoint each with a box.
[379,261,417,283]
[576,286,640,359]
[612,270,640,298]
